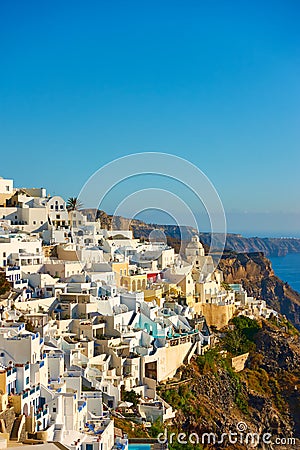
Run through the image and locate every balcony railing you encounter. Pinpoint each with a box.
[36,408,48,419]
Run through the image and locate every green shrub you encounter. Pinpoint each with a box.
[122,389,141,407]
[197,348,220,373]
[231,316,260,341]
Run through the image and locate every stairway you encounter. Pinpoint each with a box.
[10,415,24,441]
[128,311,137,326]
[53,424,64,442]
[184,341,198,365]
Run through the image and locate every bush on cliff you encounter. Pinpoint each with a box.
[222,316,260,356]
[0,271,10,296]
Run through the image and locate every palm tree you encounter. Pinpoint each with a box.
[66,197,83,211]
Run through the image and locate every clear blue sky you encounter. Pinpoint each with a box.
[0,1,299,236]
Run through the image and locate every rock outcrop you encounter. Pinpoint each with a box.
[219,252,300,331]
[86,209,300,257]
[159,320,300,449]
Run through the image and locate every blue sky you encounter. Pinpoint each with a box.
[0,1,299,236]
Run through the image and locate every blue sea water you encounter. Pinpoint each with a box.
[128,445,151,450]
[270,253,300,293]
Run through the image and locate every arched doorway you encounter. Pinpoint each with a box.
[23,403,29,416]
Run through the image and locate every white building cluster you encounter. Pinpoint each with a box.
[0,176,277,449]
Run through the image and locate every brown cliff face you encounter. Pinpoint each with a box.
[219,252,275,286]
[219,252,300,331]
[211,235,300,257]
[159,320,300,449]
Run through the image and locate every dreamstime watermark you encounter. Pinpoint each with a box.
[157,422,296,447]
[75,152,227,276]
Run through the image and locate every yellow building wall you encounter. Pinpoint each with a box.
[144,288,163,306]
[187,300,203,316]
[121,274,147,291]
[8,395,21,414]
[112,262,129,286]
[0,373,6,396]
[201,303,236,329]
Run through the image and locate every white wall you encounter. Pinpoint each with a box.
[0,178,13,194]
[0,235,42,268]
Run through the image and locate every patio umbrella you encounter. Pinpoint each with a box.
[118,401,133,408]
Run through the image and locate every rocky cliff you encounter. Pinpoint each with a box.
[84,209,300,257]
[158,319,300,449]
[201,234,300,257]
[219,252,300,331]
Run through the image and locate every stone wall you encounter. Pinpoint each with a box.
[231,352,249,372]
[0,408,15,435]
[201,303,236,329]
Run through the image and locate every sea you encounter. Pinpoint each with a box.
[270,253,300,293]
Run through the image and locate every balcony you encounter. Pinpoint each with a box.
[36,407,48,420]
[22,384,40,399]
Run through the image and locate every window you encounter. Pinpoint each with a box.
[15,216,17,219]
[3,252,6,257]
[40,221,43,224]
[26,377,29,384]
[60,205,63,209]
[56,215,60,219]
[33,221,36,225]
[36,248,39,253]
[6,186,10,192]
[0,352,4,357]
[53,407,56,413]
[50,205,53,209]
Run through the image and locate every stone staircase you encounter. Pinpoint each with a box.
[53,424,64,442]
[10,414,25,441]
